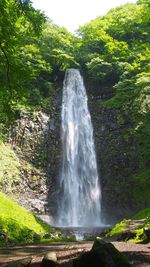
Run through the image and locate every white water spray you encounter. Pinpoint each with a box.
[57,69,102,227]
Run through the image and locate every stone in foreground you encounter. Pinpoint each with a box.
[5,257,32,267]
[40,252,57,267]
[73,237,130,267]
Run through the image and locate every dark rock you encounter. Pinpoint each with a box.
[73,237,130,267]
[73,251,103,267]
[42,233,51,239]
[116,230,136,241]
[0,231,8,242]
[40,252,57,267]
[9,98,61,218]
[143,227,150,243]
[5,257,32,267]
[64,261,73,267]
[33,232,41,241]
[89,98,141,222]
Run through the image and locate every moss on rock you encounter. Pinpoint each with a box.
[0,142,21,190]
[105,208,150,243]
[0,192,72,246]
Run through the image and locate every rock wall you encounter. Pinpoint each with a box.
[89,96,140,223]
[9,91,62,218]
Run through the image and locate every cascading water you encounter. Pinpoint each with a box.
[57,69,102,227]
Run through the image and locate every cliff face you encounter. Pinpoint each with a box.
[89,97,139,223]
[6,84,149,224]
[8,91,62,218]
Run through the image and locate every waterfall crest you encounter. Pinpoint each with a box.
[57,69,101,227]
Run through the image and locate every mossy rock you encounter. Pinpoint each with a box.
[105,208,150,243]
[5,257,32,267]
[0,142,21,189]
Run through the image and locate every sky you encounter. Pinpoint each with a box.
[32,0,137,33]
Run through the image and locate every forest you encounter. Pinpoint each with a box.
[0,0,150,266]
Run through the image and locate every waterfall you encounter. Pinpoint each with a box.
[57,69,102,227]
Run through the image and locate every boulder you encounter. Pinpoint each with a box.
[64,261,73,267]
[73,250,103,267]
[73,237,130,267]
[5,257,32,267]
[40,252,57,267]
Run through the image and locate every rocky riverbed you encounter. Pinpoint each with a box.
[0,241,149,267]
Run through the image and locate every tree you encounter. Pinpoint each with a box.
[0,0,46,123]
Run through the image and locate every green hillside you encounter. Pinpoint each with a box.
[0,192,67,246]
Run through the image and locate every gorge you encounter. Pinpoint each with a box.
[0,0,149,246]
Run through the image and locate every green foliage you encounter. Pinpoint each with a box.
[0,143,21,189]
[0,0,46,124]
[0,192,74,246]
[131,171,150,218]
[0,216,36,244]
[0,0,149,126]
[76,0,150,90]
[38,22,79,75]
[0,192,49,244]
[106,220,129,237]
[133,208,150,220]
[0,1,79,126]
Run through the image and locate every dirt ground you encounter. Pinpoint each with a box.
[0,241,149,267]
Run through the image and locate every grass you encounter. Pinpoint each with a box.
[0,192,75,246]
